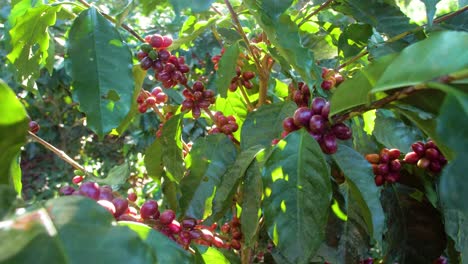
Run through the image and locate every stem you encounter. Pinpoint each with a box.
[297,0,334,28]
[203,108,217,124]
[338,5,468,70]
[28,131,88,174]
[238,85,254,111]
[241,247,252,264]
[77,0,145,42]
[140,89,166,122]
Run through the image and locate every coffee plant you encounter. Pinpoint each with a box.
[0,0,467,263]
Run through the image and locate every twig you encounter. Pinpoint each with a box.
[238,85,254,111]
[28,131,88,174]
[337,5,468,70]
[77,0,145,42]
[297,0,334,28]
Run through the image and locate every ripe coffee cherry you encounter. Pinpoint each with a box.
[127,192,137,202]
[321,79,335,90]
[182,218,197,229]
[155,93,168,103]
[136,51,147,61]
[112,198,129,217]
[321,102,330,118]
[151,87,163,96]
[389,159,402,172]
[149,34,164,48]
[331,123,352,140]
[374,175,384,186]
[388,148,401,160]
[411,142,425,156]
[140,200,159,220]
[117,214,139,222]
[158,49,171,61]
[98,200,116,215]
[98,186,114,201]
[29,120,40,134]
[59,185,75,196]
[386,172,400,183]
[377,163,389,175]
[403,152,419,164]
[283,117,298,132]
[309,115,326,133]
[79,182,100,200]
[425,148,440,161]
[242,71,255,80]
[231,239,241,250]
[429,160,442,173]
[162,36,173,47]
[160,210,176,225]
[311,97,327,114]
[321,133,338,154]
[145,97,157,106]
[140,57,153,70]
[72,175,83,184]
[168,220,182,234]
[433,256,448,264]
[293,107,313,127]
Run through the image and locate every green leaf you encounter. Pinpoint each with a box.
[241,101,296,150]
[330,53,398,116]
[215,42,240,98]
[116,65,147,135]
[420,0,440,26]
[92,162,131,186]
[206,145,263,224]
[372,31,468,93]
[332,0,417,37]
[263,129,331,264]
[332,145,385,245]
[0,80,28,195]
[243,0,321,88]
[436,93,468,154]
[160,114,185,183]
[169,0,215,13]
[144,138,164,181]
[171,16,219,51]
[7,3,60,86]
[440,154,468,218]
[0,196,156,263]
[119,221,194,263]
[179,134,237,219]
[0,185,16,219]
[194,245,230,264]
[68,7,134,138]
[373,111,423,153]
[381,184,446,263]
[338,23,373,58]
[241,160,263,248]
[440,205,468,261]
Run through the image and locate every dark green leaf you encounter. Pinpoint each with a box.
[373,111,423,152]
[7,3,60,87]
[241,160,263,248]
[241,101,296,150]
[332,145,384,245]
[372,31,468,92]
[0,196,156,263]
[439,153,468,217]
[440,205,468,261]
[436,93,468,154]
[338,23,373,58]
[263,129,331,264]
[243,0,321,88]
[332,0,417,37]
[0,185,16,219]
[160,114,185,183]
[215,42,240,98]
[206,145,263,224]
[330,53,398,116]
[0,80,28,195]
[68,7,134,137]
[144,138,164,181]
[120,221,194,263]
[179,134,237,219]
[381,184,446,264]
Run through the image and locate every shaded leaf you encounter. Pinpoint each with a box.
[332,145,385,245]
[179,134,237,219]
[263,129,331,264]
[215,42,240,98]
[144,138,164,181]
[241,160,263,248]
[338,23,373,58]
[160,114,185,183]
[68,7,134,137]
[241,101,296,150]
[381,184,446,264]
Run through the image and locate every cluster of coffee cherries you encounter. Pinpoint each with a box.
[291,82,311,107]
[219,217,242,250]
[359,258,374,264]
[59,178,236,250]
[321,67,344,90]
[136,34,190,88]
[276,97,352,154]
[229,67,255,92]
[28,120,40,134]
[209,111,239,138]
[136,87,168,113]
[211,48,247,71]
[366,148,402,186]
[181,81,215,118]
[403,140,447,173]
